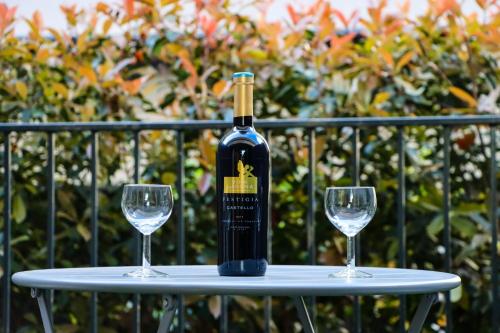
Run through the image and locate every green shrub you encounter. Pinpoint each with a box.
[0,0,498,331]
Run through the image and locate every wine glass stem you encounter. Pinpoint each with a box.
[347,236,355,271]
[143,234,151,270]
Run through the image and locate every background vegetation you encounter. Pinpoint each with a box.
[0,0,499,331]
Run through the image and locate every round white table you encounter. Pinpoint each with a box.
[12,265,461,333]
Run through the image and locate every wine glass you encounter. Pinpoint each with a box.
[325,186,376,278]
[121,184,174,278]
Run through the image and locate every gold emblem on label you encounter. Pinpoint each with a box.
[224,160,258,194]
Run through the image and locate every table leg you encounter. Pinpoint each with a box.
[408,293,438,333]
[31,288,54,333]
[157,295,178,333]
[293,296,316,333]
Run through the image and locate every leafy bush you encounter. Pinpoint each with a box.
[0,0,498,332]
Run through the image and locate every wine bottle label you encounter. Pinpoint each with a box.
[220,158,263,232]
[223,160,258,194]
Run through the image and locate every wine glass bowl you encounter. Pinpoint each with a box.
[121,184,173,278]
[325,186,376,278]
[325,187,376,237]
[122,185,173,235]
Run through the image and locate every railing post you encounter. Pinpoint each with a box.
[133,131,141,333]
[46,132,56,325]
[397,127,407,332]
[351,127,361,333]
[443,126,452,333]
[490,126,498,333]
[264,129,272,333]
[220,295,228,333]
[307,128,316,265]
[307,128,316,328]
[90,131,99,333]
[176,130,185,332]
[2,132,12,333]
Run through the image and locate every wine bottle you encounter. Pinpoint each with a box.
[217,72,270,276]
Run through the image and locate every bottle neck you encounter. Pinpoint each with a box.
[233,81,253,127]
[233,116,253,127]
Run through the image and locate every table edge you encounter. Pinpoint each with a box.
[12,266,461,297]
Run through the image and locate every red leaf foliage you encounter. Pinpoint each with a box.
[0,3,17,35]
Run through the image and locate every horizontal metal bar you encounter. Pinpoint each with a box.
[0,116,499,132]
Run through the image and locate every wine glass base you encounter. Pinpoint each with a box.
[329,268,372,279]
[124,267,168,278]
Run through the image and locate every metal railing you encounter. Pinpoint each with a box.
[1,115,498,333]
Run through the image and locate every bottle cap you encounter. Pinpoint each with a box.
[232,72,254,84]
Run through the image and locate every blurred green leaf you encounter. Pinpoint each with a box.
[76,224,91,242]
[426,215,443,239]
[451,285,462,303]
[452,216,476,238]
[12,193,26,223]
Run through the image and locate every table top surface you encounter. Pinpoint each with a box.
[12,265,461,296]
